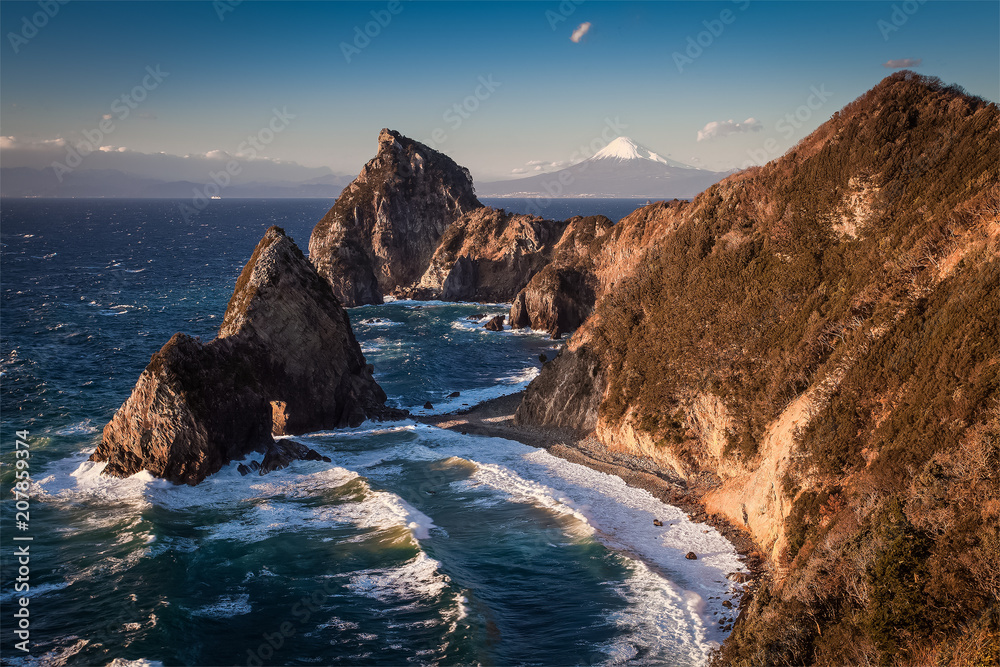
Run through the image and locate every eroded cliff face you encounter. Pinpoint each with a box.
[515,332,605,431]
[416,207,569,303]
[308,129,482,306]
[508,215,612,336]
[93,226,391,485]
[516,72,1000,664]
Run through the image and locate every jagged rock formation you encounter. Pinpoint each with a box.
[308,129,482,306]
[305,129,621,330]
[483,314,505,331]
[516,341,605,431]
[516,72,1000,664]
[508,215,612,334]
[93,226,393,485]
[259,439,332,475]
[237,441,332,476]
[416,207,570,303]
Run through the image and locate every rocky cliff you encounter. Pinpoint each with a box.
[308,129,482,306]
[93,226,392,485]
[508,214,612,335]
[517,72,1000,664]
[416,206,570,302]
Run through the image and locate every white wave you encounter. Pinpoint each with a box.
[407,424,747,653]
[450,315,558,339]
[51,419,99,436]
[0,580,70,603]
[459,462,595,532]
[406,366,540,416]
[191,594,252,618]
[357,317,400,327]
[393,496,438,540]
[596,558,713,665]
[346,551,450,604]
[2,638,89,667]
[106,659,164,667]
[315,616,360,632]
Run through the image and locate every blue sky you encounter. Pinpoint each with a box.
[1,0,997,181]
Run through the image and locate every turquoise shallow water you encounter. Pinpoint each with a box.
[1,199,745,666]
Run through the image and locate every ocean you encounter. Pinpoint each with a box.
[0,199,744,666]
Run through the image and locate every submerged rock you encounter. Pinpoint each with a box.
[259,439,331,475]
[686,552,698,560]
[92,226,394,485]
[308,129,482,306]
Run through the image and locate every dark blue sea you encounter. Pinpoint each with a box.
[0,199,744,666]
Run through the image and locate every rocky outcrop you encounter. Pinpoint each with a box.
[259,439,331,475]
[508,265,595,336]
[515,337,605,431]
[308,129,482,306]
[417,207,569,302]
[93,226,393,485]
[515,72,1000,664]
[508,215,612,335]
[484,314,505,331]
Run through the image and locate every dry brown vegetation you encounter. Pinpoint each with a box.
[565,72,999,664]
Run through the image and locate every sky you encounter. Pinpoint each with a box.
[1,0,998,183]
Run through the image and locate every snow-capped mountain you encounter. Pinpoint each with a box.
[590,136,696,169]
[478,136,733,199]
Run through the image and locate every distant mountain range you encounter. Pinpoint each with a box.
[0,136,731,199]
[0,166,352,198]
[478,137,734,198]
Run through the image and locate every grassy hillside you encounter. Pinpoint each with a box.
[533,72,1000,664]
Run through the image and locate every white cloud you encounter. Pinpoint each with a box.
[511,158,570,175]
[0,136,66,150]
[696,117,763,142]
[883,58,922,69]
[570,22,591,43]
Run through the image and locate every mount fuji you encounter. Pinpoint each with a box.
[479,136,733,199]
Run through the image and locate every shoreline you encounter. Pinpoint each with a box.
[414,390,769,622]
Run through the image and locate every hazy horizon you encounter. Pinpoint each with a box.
[1,1,997,186]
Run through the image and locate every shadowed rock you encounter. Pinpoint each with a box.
[92,226,395,485]
[508,215,612,337]
[259,439,331,475]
